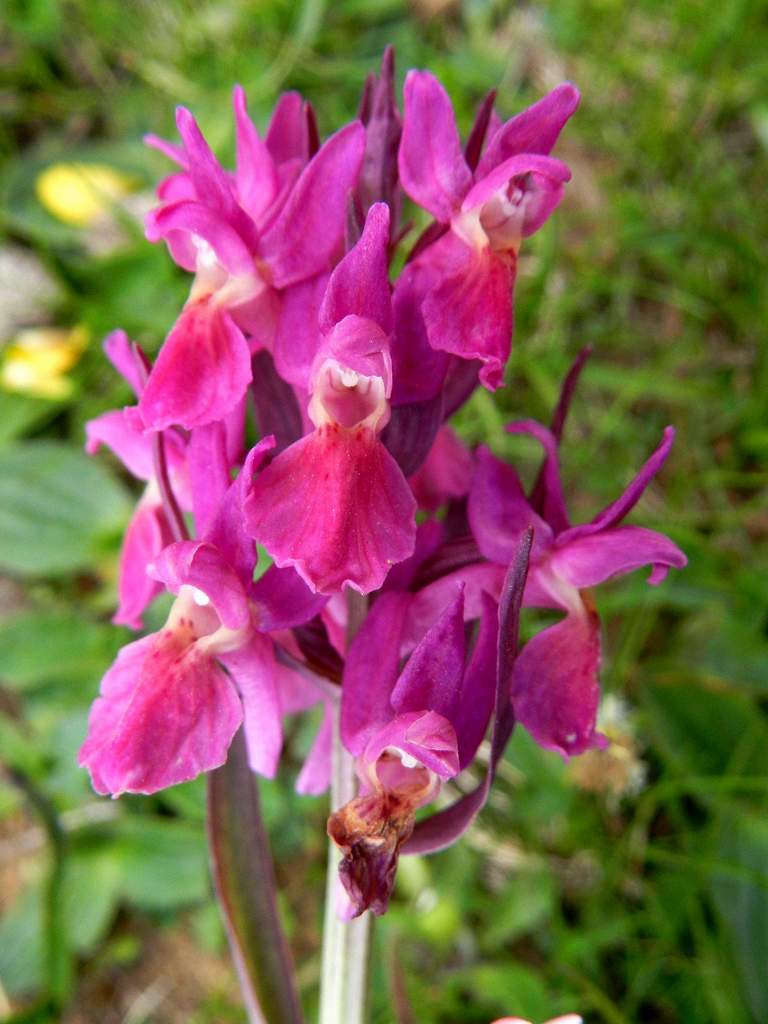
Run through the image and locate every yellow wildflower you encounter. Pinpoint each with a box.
[1,326,89,399]
[36,163,136,226]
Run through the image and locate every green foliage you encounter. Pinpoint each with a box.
[0,442,130,576]
[1,0,767,1021]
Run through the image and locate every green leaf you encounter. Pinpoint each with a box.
[61,849,122,953]
[713,813,768,1022]
[643,683,768,777]
[113,817,209,911]
[0,441,130,576]
[0,884,44,997]
[0,393,64,448]
[0,714,45,774]
[0,610,123,692]
[483,867,555,947]
[446,961,552,1021]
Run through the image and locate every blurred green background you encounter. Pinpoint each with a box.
[1,0,767,1021]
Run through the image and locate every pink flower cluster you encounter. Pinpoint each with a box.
[81,51,686,917]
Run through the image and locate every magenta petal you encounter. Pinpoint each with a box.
[319,202,392,334]
[341,591,411,753]
[404,562,506,655]
[462,154,571,239]
[174,107,259,251]
[156,171,196,204]
[220,635,283,778]
[251,563,328,632]
[409,425,474,511]
[296,705,333,795]
[558,427,677,545]
[139,298,252,431]
[151,541,251,630]
[175,106,233,206]
[279,664,328,715]
[201,437,275,586]
[477,83,580,177]
[398,70,472,222]
[246,426,416,595]
[513,610,603,758]
[103,330,143,396]
[188,421,230,537]
[420,233,513,390]
[551,525,687,589]
[79,633,242,796]
[383,518,444,591]
[145,133,188,168]
[464,153,570,212]
[224,399,247,464]
[390,264,451,403]
[391,587,465,722]
[266,92,309,165]
[232,85,278,223]
[506,420,569,533]
[468,445,553,565]
[321,315,392,395]
[85,408,153,481]
[261,121,366,287]
[146,199,255,275]
[273,273,328,389]
[113,496,171,630]
[363,710,460,780]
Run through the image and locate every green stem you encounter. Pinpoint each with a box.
[319,702,371,1024]
[207,729,303,1024]
[319,589,371,1024]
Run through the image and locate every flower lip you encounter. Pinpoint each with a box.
[166,585,250,657]
[309,357,389,431]
[478,180,527,251]
[365,748,438,806]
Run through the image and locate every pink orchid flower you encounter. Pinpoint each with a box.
[493,1016,583,1024]
[79,440,325,795]
[393,72,578,395]
[468,355,686,757]
[138,90,365,431]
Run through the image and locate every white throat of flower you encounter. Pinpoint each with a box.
[452,181,529,254]
[309,357,390,432]
[166,585,250,656]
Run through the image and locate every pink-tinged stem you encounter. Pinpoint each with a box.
[151,429,189,542]
[319,590,371,1024]
[207,729,303,1024]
